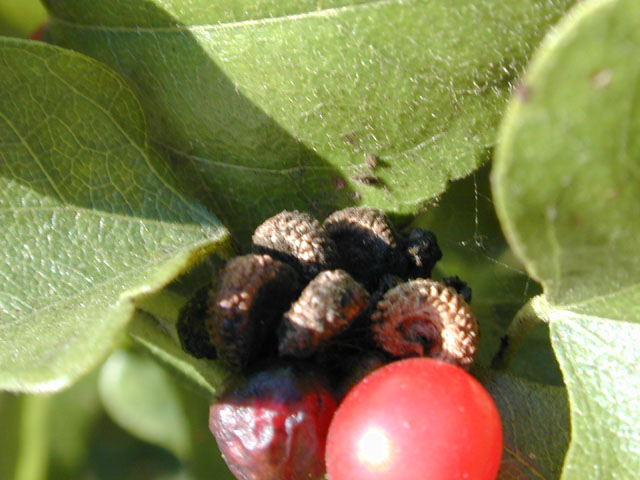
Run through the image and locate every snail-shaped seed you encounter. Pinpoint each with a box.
[323,207,406,287]
[208,254,300,371]
[252,210,339,282]
[278,270,370,358]
[371,279,478,369]
[402,228,442,279]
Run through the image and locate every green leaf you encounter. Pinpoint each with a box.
[44,0,576,244]
[0,39,229,393]
[99,349,191,459]
[129,306,233,397]
[479,371,569,480]
[50,371,185,479]
[48,372,103,479]
[493,0,640,477]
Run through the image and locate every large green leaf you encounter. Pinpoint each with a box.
[97,348,237,479]
[493,0,640,477]
[0,39,229,393]
[99,349,191,459]
[479,371,569,480]
[44,0,576,245]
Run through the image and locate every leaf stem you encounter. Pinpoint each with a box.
[491,295,550,369]
[15,395,50,480]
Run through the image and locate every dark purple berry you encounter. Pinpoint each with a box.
[209,363,337,480]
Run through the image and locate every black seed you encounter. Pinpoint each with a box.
[442,275,472,303]
[333,351,389,401]
[402,228,442,278]
[368,273,405,313]
[177,286,218,359]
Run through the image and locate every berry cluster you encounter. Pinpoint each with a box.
[178,207,483,480]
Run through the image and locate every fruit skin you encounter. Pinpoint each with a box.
[209,363,337,480]
[325,358,503,480]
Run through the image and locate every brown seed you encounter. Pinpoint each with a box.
[278,270,370,358]
[208,254,300,371]
[371,279,478,369]
[323,207,406,287]
[252,210,339,281]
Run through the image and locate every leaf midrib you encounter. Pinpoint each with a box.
[47,0,409,33]
[545,280,640,315]
[0,205,216,232]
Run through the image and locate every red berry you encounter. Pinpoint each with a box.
[326,358,503,480]
[209,364,337,480]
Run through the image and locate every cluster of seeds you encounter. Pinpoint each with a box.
[179,206,478,376]
[182,206,480,480]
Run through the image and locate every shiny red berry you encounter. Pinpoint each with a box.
[326,358,503,480]
[209,364,337,480]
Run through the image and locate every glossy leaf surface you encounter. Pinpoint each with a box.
[0,39,229,393]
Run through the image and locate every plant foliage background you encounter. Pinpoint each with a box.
[0,0,638,479]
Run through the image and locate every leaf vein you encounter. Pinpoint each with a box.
[41,62,211,225]
[503,445,547,479]
[0,111,66,203]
